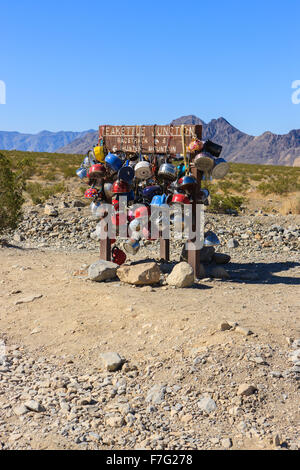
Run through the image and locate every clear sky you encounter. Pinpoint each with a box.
[1,0,300,136]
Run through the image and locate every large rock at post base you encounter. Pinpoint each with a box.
[181,245,215,264]
[117,262,161,285]
[167,262,194,288]
[212,253,231,265]
[88,260,118,282]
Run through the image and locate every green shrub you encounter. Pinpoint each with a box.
[208,194,246,214]
[26,182,66,205]
[257,175,300,195]
[0,153,25,235]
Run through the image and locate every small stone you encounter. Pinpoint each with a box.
[146,405,157,413]
[15,294,43,305]
[24,400,44,412]
[13,233,24,243]
[106,415,125,427]
[125,413,136,425]
[101,352,123,372]
[89,432,101,442]
[270,371,282,378]
[72,200,85,208]
[227,238,239,249]
[289,349,300,363]
[140,286,154,292]
[14,404,29,416]
[227,321,239,328]
[60,401,71,412]
[221,438,232,449]
[181,413,193,423]
[219,321,232,331]
[292,339,300,349]
[197,396,217,414]
[235,326,253,336]
[273,434,281,447]
[30,327,41,335]
[44,205,58,217]
[59,201,69,209]
[146,384,166,404]
[237,384,257,396]
[210,438,220,445]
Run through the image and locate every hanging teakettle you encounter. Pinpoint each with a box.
[211,158,230,179]
[204,230,220,246]
[93,144,106,163]
[158,163,177,181]
[118,161,135,183]
[84,188,98,199]
[135,159,152,180]
[202,140,223,158]
[123,238,140,255]
[194,152,215,172]
[112,246,127,265]
[76,167,87,180]
[171,193,191,205]
[105,153,123,172]
[177,175,197,191]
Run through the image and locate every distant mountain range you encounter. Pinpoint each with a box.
[170,116,300,167]
[1,117,300,166]
[0,129,94,153]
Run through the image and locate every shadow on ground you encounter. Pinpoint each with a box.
[226,261,300,285]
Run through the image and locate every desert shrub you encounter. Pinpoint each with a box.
[257,175,300,195]
[43,170,57,181]
[0,150,83,179]
[208,193,246,214]
[0,153,25,235]
[61,166,77,179]
[26,182,66,205]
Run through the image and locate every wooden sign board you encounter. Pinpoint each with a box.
[99,125,202,155]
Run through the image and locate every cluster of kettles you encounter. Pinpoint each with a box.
[76,137,229,265]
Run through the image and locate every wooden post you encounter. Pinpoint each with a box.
[159,235,170,261]
[99,221,111,261]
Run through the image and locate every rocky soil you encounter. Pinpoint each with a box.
[0,198,299,450]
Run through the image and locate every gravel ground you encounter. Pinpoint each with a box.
[0,199,299,450]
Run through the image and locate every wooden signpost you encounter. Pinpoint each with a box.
[98,124,203,279]
[99,124,202,155]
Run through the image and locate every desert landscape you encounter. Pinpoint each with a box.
[2,0,300,455]
[0,151,299,450]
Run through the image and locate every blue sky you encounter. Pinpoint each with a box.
[0,0,300,135]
